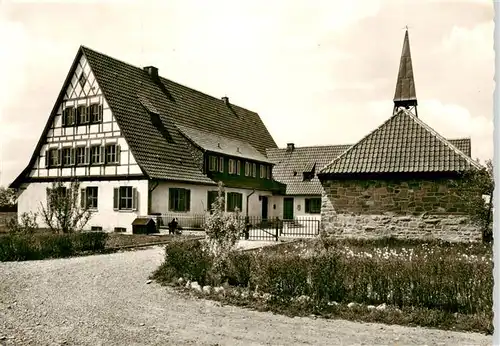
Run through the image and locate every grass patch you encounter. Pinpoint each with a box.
[152,237,493,334]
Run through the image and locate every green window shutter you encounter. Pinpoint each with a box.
[61,111,66,126]
[45,151,50,168]
[237,193,243,211]
[57,149,62,166]
[132,187,138,211]
[70,148,76,165]
[99,146,105,164]
[305,199,310,213]
[168,188,175,211]
[81,188,86,209]
[185,189,191,212]
[113,187,119,210]
[84,147,90,165]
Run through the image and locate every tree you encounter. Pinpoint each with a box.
[460,159,494,243]
[0,186,17,208]
[204,182,245,280]
[39,180,93,233]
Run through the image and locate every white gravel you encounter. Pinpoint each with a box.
[0,246,492,346]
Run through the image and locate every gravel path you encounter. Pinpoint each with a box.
[0,246,492,346]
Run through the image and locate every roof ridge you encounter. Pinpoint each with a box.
[404,109,481,168]
[80,45,258,116]
[267,144,352,152]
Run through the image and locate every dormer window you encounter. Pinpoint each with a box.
[302,162,316,181]
[209,156,217,171]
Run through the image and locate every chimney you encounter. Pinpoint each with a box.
[286,143,295,152]
[221,96,229,105]
[143,66,159,81]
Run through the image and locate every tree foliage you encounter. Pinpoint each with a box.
[39,180,93,234]
[204,182,245,276]
[0,186,17,208]
[460,160,494,243]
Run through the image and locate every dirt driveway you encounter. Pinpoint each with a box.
[0,246,492,346]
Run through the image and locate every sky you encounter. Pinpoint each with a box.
[0,0,494,187]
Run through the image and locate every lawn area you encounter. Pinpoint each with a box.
[152,236,493,334]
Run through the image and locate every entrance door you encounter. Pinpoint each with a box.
[283,198,294,220]
[261,196,268,220]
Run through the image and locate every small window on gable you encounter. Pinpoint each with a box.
[90,104,102,123]
[62,107,75,127]
[105,144,120,164]
[77,105,89,125]
[236,160,241,175]
[46,148,61,168]
[78,72,87,88]
[252,163,256,178]
[62,147,75,166]
[90,146,104,165]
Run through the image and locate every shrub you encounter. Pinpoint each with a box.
[154,239,213,285]
[225,251,253,287]
[0,231,109,261]
[6,212,39,235]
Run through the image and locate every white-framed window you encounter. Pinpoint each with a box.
[62,107,75,127]
[169,188,191,212]
[245,162,251,176]
[105,144,119,164]
[113,186,138,211]
[47,148,61,167]
[77,105,89,125]
[90,146,103,165]
[90,103,102,123]
[209,156,217,171]
[218,157,224,173]
[236,160,241,175]
[228,159,236,175]
[76,147,86,165]
[81,186,98,210]
[259,164,265,178]
[62,147,75,166]
[252,163,256,178]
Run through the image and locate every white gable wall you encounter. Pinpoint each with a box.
[17,53,148,233]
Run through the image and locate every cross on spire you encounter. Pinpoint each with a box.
[393,27,418,117]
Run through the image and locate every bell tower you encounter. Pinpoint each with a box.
[393,28,418,117]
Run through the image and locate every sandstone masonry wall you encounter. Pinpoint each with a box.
[320,177,481,242]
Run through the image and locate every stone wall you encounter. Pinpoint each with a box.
[320,177,481,242]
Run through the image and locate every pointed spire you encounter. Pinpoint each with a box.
[393,29,417,113]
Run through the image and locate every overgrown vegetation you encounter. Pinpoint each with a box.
[153,237,493,334]
[0,231,108,261]
[5,211,39,234]
[40,180,93,233]
[460,159,494,243]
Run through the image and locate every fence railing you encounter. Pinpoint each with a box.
[152,213,320,241]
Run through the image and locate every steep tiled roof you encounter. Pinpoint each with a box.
[266,145,351,195]
[448,138,471,157]
[10,46,279,188]
[319,109,481,176]
[176,125,272,163]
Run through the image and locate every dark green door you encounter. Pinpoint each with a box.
[283,198,294,220]
[261,196,268,219]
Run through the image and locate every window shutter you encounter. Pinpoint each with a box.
[80,188,86,209]
[113,187,119,210]
[132,187,138,211]
[185,189,191,212]
[84,147,90,165]
[237,193,243,211]
[305,199,310,213]
[70,148,76,165]
[99,146,105,164]
[98,105,103,121]
[168,188,174,211]
[61,111,66,127]
[45,151,50,168]
[116,145,121,164]
[57,149,62,166]
[227,193,233,212]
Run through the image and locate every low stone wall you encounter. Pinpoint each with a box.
[321,212,481,242]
